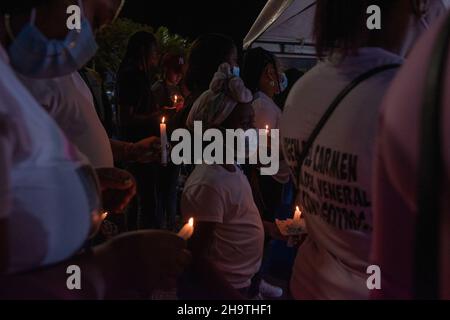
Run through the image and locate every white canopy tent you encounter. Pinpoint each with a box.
[244,0,317,65]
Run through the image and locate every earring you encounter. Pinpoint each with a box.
[270,80,276,87]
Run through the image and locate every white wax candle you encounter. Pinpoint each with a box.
[178,218,194,240]
[160,117,168,165]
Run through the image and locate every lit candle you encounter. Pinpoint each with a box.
[294,206,302,221]
[173,94,179,106]
[263,125,271,150]
[178,218,194,240]
[160,117,168,165]
[101,211,109,221]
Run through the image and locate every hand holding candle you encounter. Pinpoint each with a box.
[160,117,168,165]
[291,205,306,230]
[178,218,194,241]
[171,94,185,112]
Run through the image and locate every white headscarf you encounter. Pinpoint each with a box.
[186,63,253,130]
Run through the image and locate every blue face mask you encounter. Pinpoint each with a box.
[232,66,240,78]
[279,73,288,93]
[6,1,98,79]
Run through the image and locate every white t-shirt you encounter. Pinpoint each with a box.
[252,91,290,183]
[181,164,265,289]
[371,16,450,299]
[281,48,403,299]
[252,91,281,130]
[17,72,114,168]
[0,45,94,273]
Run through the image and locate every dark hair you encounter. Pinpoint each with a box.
[161,52,184,74]
[184,34,236,93]
[314,0,397,57]
[0,0,47,14]
[119,31,158,74]
[242,47,278,94]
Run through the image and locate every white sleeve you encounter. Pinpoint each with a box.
[252,99,280,130]
[49,79,85,138]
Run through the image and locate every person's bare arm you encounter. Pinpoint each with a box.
[110,137,160,164]
[189,222,245,300]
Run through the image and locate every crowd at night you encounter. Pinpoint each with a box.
[0,0,450,304]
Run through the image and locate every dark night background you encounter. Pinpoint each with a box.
[121,0,267,47]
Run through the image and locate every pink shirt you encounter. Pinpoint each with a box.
[371,16,450,299]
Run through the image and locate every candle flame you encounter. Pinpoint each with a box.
[188,218,194,227]
[162,117,166,124]
[294,206,302,220]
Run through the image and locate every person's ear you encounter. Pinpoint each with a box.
[265,64,276,82]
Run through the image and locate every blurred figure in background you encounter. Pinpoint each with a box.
[371,6,450,300]
[242,47,291,221]
[117,31,161,142]
[242,47,292,299]
[116,31,165,230]
[152,52,186,231]
[152,52,185,114]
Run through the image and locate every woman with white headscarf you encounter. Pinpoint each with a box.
[181,63,265,299]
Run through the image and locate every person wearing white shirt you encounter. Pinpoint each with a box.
[280,0,441,300]
[242,47,291,214]
[18,72,115,168]
[241,47,291,298]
